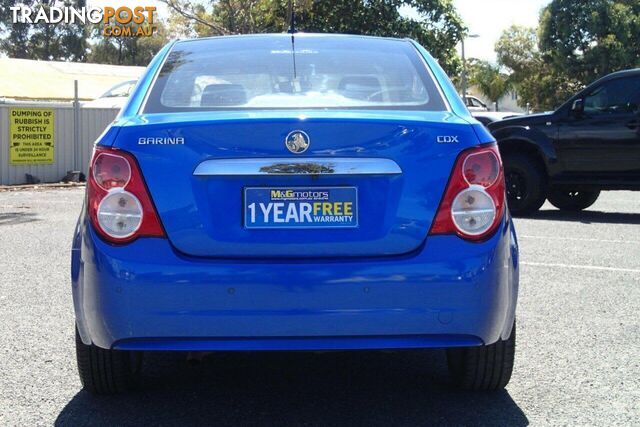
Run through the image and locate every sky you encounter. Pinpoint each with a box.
[87,0,551,62]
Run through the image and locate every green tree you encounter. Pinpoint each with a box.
[0,0,30,58]
[163,0,232,37]
[87,20,169,66]
[496,0,640,113]
[166,2,218,38]
[469,61,510,111]
[303,0,464,76]
[495,25,539,82]
[539,0,640,85]
[0,0,87,61]
[516,68,582,112]
[495,25,582,111]
[161,0,464,76]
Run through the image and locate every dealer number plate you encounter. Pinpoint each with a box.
[244,187,358,229]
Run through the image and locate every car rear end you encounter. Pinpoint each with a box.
[72,34,518,394]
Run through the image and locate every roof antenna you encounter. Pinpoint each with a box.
[288,0,297,34]
[288,0,298,80]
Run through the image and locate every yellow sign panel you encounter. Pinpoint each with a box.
[9,108,55,165]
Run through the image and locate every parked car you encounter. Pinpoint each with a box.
[83,80,137,108]
[72,34,518,394]
[472,111,523,127]
[464,95,490,112]
[489,68,640,215]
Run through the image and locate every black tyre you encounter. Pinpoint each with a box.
[446,322,515,391]
[503,153,547,216]
[75,327,142,395]
[547,188,600,211]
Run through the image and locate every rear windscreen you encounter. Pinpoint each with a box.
[143,36,448,113]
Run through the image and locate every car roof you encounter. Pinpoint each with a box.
[593,68,640,84]
[472,111,520,118]
[174,33,413,45]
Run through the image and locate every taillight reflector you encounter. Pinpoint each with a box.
[430,143,505,241]
[87,147,165,243]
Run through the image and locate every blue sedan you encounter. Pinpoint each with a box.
[72,34,519,394]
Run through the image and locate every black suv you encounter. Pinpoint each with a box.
[489,69,640,215]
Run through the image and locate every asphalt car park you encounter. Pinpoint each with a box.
[0,187,638,426]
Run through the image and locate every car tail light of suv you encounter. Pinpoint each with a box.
[430,143,505,241]
[87,147,165,243]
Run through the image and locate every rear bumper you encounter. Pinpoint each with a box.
[72,217,519,351]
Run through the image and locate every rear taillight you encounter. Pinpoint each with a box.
[87,147,165,243]
[430,143,505,241]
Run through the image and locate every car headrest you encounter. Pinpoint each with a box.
[338,76,382,100]
[201,84,247,107]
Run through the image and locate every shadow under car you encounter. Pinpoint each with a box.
[55,350,528,427]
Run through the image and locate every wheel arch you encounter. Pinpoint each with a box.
[491,123,557,170]
[498,139,550,215]
[498,138,550,176]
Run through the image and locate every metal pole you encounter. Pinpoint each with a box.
[73,80,80,171]
[460,34,479,104]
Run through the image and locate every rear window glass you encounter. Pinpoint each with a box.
[144,36,447,113]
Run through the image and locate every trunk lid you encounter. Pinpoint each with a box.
[112,110,478,258]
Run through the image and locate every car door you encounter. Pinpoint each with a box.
[556,75,640,175]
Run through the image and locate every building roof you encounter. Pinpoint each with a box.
[0,58,144,101]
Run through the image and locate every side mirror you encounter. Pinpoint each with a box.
[571,99,584,115]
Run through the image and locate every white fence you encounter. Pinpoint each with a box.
[0,103,119,185]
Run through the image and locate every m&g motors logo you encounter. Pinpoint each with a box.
[270,190,329,201]
[9,1,157,38]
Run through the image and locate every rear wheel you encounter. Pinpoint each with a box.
[547,188,600,211]
[503,153,547,216]
[447,322,516,391]
[75,327,142,395]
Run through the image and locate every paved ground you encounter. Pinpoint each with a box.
[0,187,638,426]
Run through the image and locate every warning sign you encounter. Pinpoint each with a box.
[9,108,55,165]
